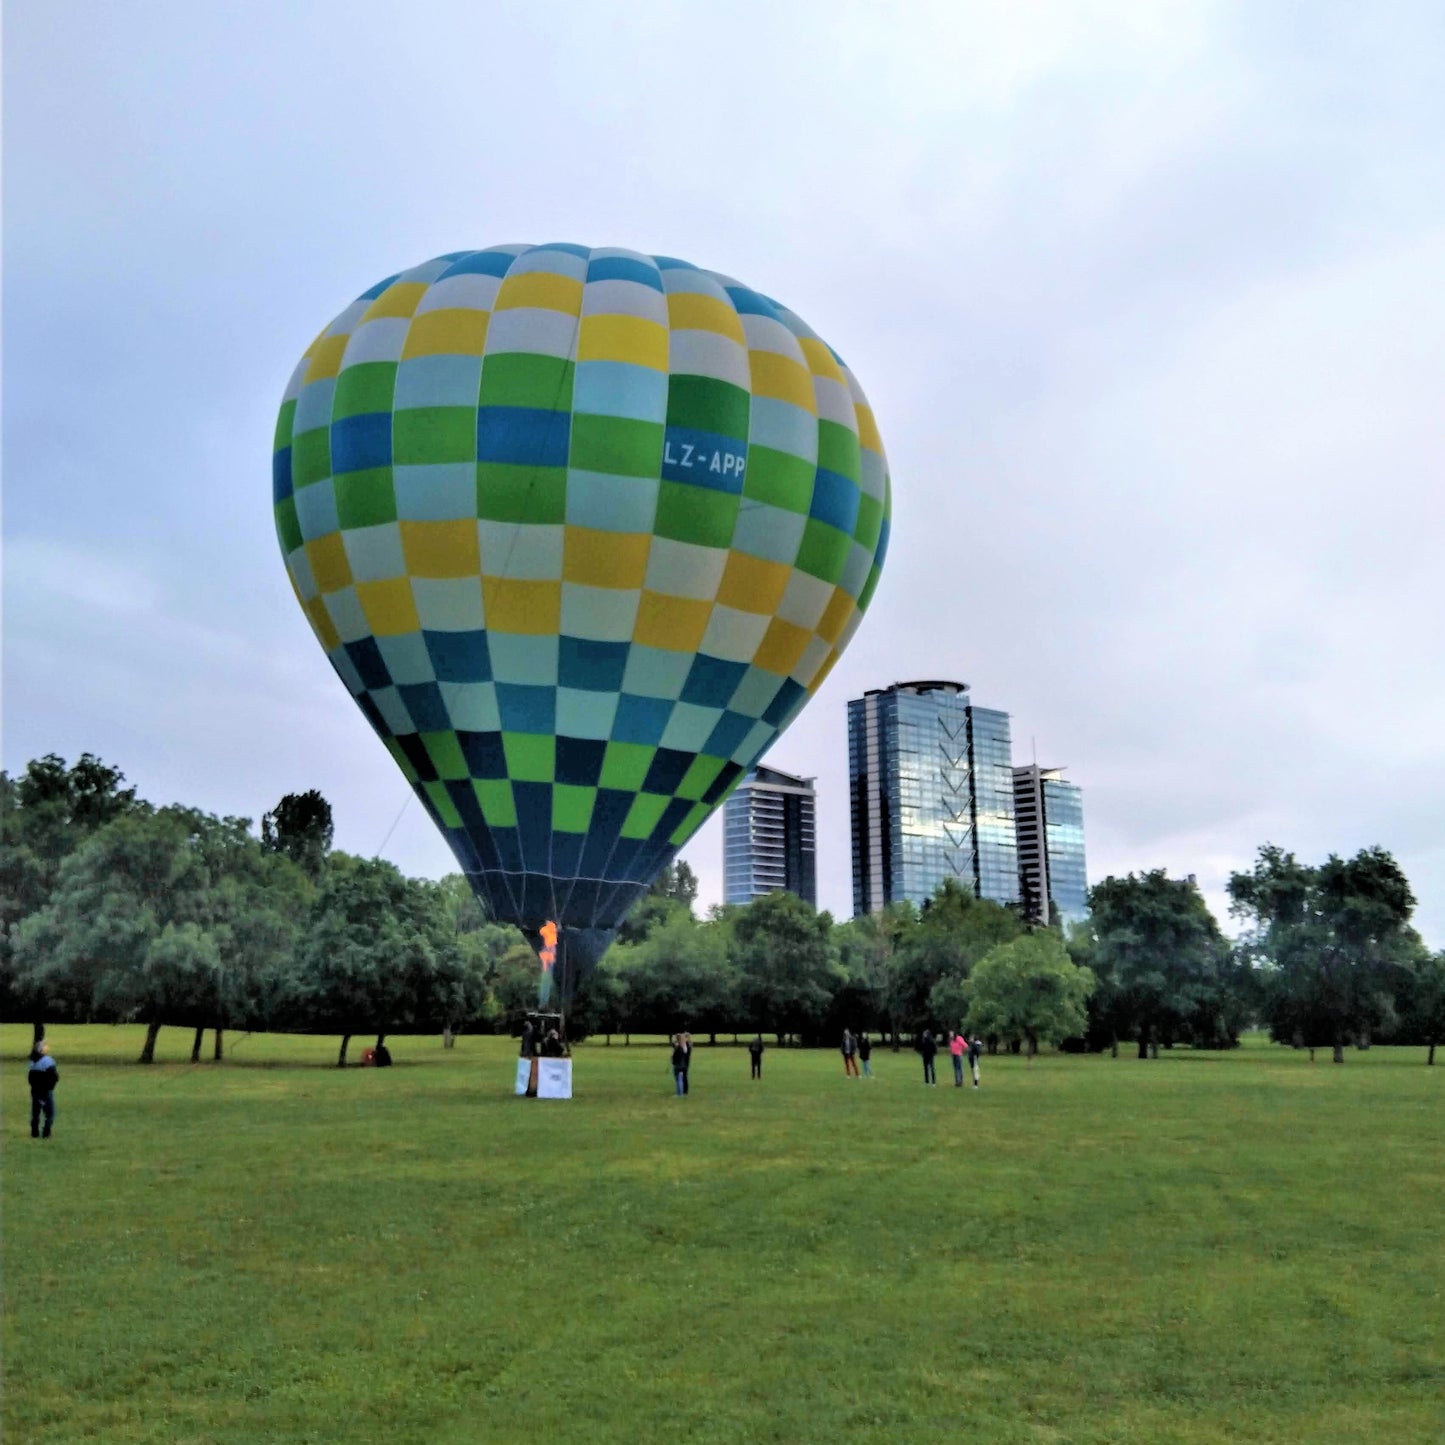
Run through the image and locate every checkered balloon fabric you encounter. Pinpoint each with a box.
[274,245,890,938]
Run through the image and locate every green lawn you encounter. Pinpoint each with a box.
[2,1027,1441,1443]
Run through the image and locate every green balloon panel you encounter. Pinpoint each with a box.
[274,244,890,940]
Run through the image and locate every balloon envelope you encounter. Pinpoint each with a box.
[274,245,890,982]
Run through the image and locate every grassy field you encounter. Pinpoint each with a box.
[2,1026,1442,1444]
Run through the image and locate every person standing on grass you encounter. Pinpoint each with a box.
[671,1034,689,1097]
[858,1032,873,1078]
[27,1041,59,1139]
[919,1029,938,1086]
[748,1034,765,1079]
[681,1032,694,1095]
[841,1029,860,1077]
[969,1034,983,1088]
[949,1030,966,1086]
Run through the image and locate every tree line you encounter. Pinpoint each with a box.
[3,754,1444,1064]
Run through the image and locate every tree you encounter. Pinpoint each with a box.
[891,880,1022,1037]
[294,854,456,1064]
[615,860,701,944]
[1230,845,1422,1063]
[10,807,304,1062]
[1086,871,1229,1058]
[621,910,736,1039]
[569,951,630,1043]
[652,859,699,909]
[732,892,841,1043]
[1401,952,1445,1065]
[490,939,546,1031]
[957,932,1095,1060]
[1,754,143,1040]
[261,790,334,878]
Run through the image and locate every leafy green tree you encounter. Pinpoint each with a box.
[834,901,916,1045]
[1401,952,1445,1065]
[430,874,516,1040]
[1,754,143,1040]
[569,951,630,1043]
[294,855,454,1064]
[261,790,334,878]
[11,807,305,1062]
[732,892,841,1043]
[491,939,546,1031]
[622,910,736,1039]
[615,860,700,944]
[1231,845,1423,1063]
[957,932,1095,1061]
[891,880,1021,1036]
[1086,871,1229,1059]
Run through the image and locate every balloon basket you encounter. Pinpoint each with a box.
[514,1057,572,1100]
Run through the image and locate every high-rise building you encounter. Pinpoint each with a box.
[1012,764,1088,929]
[848,680,1019,915]
[722,765,817,907]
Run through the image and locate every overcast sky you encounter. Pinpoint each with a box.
[7,0,1445,940]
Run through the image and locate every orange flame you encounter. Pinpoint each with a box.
[539,920,558,973]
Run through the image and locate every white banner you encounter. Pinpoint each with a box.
[514,1058,532,1096]
[536,1058,573,1100]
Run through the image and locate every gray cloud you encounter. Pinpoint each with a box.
[6,0,1444,938]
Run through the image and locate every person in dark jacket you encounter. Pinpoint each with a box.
[670,1034,688,1097]
[918,1030,938,1086]
[28,1042,59,1138]
[968,1034,983,1087]
[520,1019,536,1058]
[858,1032,873,1078]
[841,1029,860,1077]
[748,1034,765,1079]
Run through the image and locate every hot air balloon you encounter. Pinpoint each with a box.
[273,244,890,1008]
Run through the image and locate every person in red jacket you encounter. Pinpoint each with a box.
[949,1030,966,1086]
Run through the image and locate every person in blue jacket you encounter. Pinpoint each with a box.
[28,1041,59,1139]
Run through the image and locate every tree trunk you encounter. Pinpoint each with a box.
[191,1027,205,1063]
[1308,1046,1316,1062]
[1150,1041,1158,1060]
[625,1032,631,1046]
[1110,1033,1119,1059]
[32,1021,45,1047]
[139,1020,162,1064]
[1332,1041,1345,1064]
[213,1029,224,1062]
[1026,1035,1036,1066]
[709,1031,717,1046]
[604,1032,611,1046]
[338,1033,351,1067]
[443,1024,454,1049]
[1137,1022,1150,1060]
[376,1033,386,1051]
[1428,1041,1436,1066]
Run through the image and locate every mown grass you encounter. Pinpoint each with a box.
[2,1026,1441,1443]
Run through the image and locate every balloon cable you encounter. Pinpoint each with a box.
[374,792,411,858]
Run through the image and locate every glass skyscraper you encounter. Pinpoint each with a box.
[1012,764,1088,930]
[848,681,1020,915]
[723,766,817,907]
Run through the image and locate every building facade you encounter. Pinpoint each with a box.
[722,765,817,907]
[1012,764,1088,929]
[848,680,1020,915]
